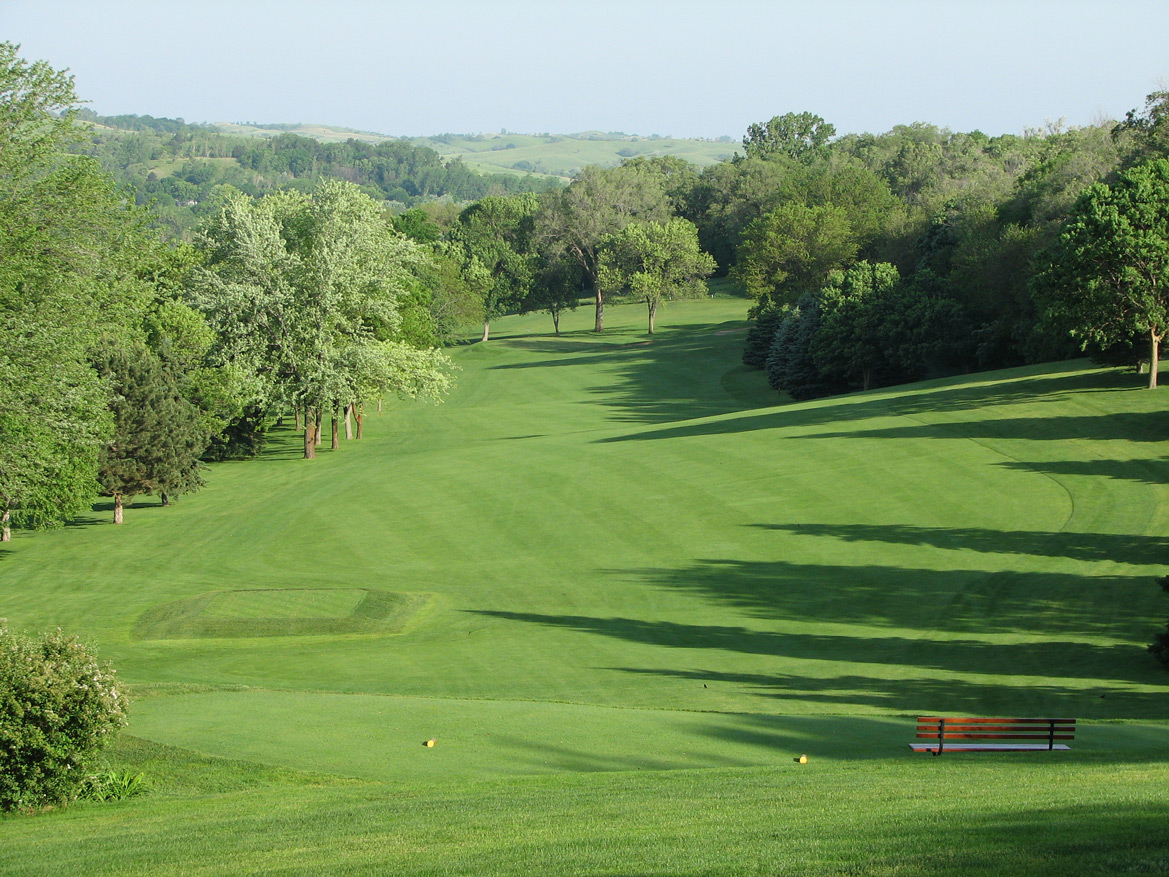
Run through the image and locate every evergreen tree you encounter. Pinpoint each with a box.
[93,343,209,523]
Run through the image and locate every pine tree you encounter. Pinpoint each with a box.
[93,343,209,523]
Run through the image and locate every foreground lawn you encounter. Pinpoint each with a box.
[3,296,1168,873]
[4,750,1169,875]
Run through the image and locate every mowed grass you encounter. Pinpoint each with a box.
[3,294,1169,874]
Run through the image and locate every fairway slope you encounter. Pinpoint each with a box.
[3,300,1169,874]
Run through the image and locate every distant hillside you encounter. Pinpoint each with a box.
[405,131,738,179]
[77,114,568,236]
[209,122,738,179]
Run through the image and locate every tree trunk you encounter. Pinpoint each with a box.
[862,368,872,391]
[552,310,561,335]
[331,409,340,450]
[1150,328,1162,389]
[594,289,604,332]
[482,319,491,342]
[295,408,303,431]
[160,492,170,507]
[356,403,365,439]
[113,494,124,524]
[647,298,657,335]
[344,404,353,441]
[1,508,10,542]
[304,416,317,459]
[315,408,323,446]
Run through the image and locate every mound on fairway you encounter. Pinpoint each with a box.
[133,588,431,639]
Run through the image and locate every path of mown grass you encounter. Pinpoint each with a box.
[3,295,1169,873]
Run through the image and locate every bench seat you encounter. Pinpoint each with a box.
[912,716,1075,754]
[910,742,1071,752]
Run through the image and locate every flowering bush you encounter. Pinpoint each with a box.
[0,622,128,811]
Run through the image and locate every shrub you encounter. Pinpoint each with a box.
[0,623,128,811]
[81,769,146,802]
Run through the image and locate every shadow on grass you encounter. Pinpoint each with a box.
[998,457,1169,485]
[614,666,1169,723]
[472,609,1151,687]
[90,498,167,512]
[859,802,1169,873]
[795,411,1169,444]
[491,321,776,424]
[624,558,1155,640]
[597,364,1157,444]
[754,522,1169,567]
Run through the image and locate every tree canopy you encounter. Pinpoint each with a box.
[598,219,715,334]
[1039,158,1169,388]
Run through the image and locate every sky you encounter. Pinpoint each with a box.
[3,0,1168,140]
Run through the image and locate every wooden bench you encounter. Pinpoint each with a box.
[911,717,1076,754]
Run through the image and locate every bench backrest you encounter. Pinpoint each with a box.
[917,717,1076,750]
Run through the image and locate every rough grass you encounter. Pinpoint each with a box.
[2,295,1168,874]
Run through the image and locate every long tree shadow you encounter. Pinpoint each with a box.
[470,609,1151,686]
[754,522,1169,566]
[613,667,1167,724]
[597,365,1157,444]
[621,558,1158,639]
[797,411,1169,444]
[602,407,1169,445]
[997,457,1169,486]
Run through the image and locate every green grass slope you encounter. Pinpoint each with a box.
[2,296,1169,874]
[206,123,737,179]
[408,132,737,178]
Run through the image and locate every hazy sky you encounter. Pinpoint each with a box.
[3,0,1167,139]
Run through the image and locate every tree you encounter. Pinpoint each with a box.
[741,112,836,163]
[0,623,128,811]
[0,43,164,537]
[0,42,79,185]
[741,301,786,369]
[732,204,858,311]
[764,294,844,400]
[1038,158,1169,388]
[408,242,487,345]
[536,163,672,331]
[450,193,538,341]
[190,182,456,457]
[524,253,583,335]
[93,342,210,522]
[0,330,110,540]
[812,261,900,390]
[1114,90,1169,164]
[597,219,716,333]
[689,155,797,272]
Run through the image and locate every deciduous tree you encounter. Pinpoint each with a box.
[1038,158,1169,388]
[536,164,672,331]
[741,112,836,163]
[597,219,715,333]
[732,204,858,311]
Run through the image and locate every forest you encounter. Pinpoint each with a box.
[3,37,1169,541]
[74,110,561,235]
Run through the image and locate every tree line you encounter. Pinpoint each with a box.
[381,102,1169,406]
[0,44,460,539]
[715,107,1169,399]
[73,111,560,237]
